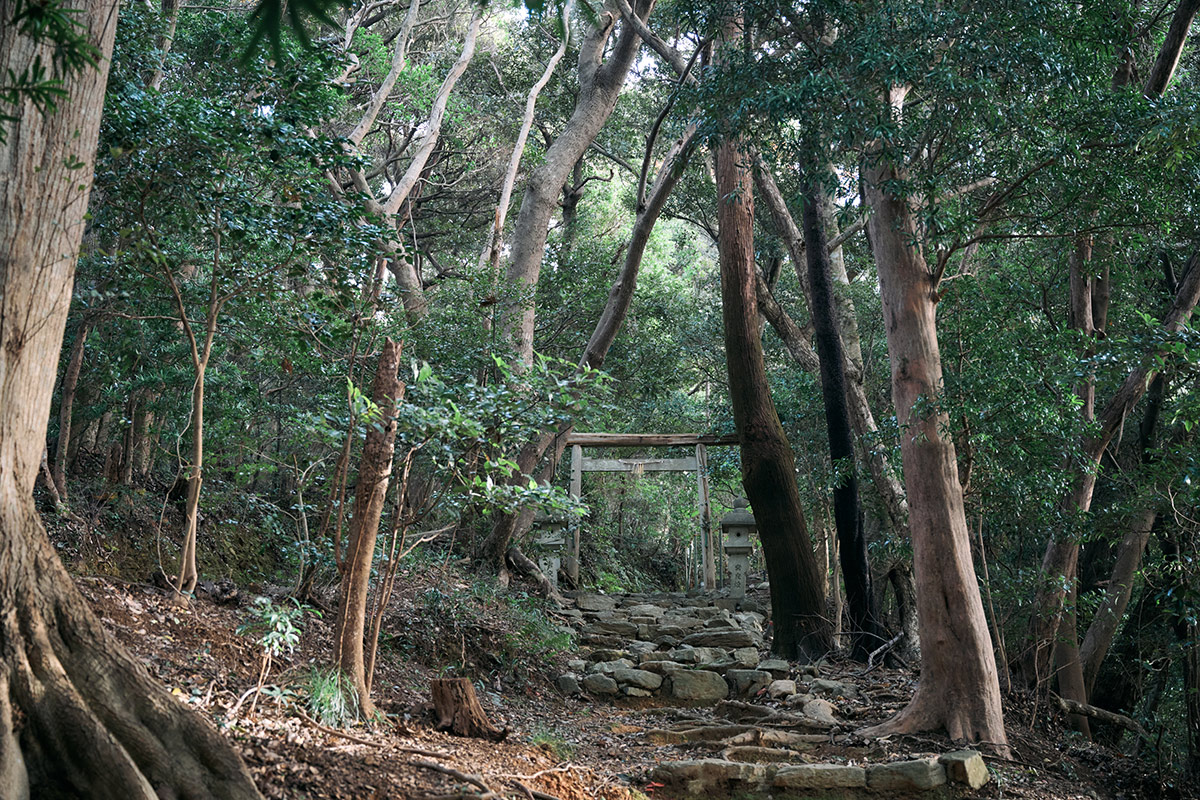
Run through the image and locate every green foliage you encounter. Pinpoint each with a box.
[237,596,312,659]
[305,667,360,727]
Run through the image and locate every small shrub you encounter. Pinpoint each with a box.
[306,667,360,728]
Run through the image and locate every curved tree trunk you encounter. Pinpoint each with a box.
[859,142,1007,748]
[1,1,262,795]
[716,128,830,659]
[499,0,653,366]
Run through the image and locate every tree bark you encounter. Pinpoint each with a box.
[335,338,404,717]
[1,0,261,795]
[716,129,829,658]
[431,678,507,741]
[801,181,882,660]
[476,86,696,574]
[858,139,1007,747]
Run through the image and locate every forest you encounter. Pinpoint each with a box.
[2,0,1200,798]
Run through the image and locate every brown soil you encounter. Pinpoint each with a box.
[74,573,1194,800]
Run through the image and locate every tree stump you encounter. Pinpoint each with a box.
[431,678,507,742]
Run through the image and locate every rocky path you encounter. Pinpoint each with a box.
[552,588,991,797]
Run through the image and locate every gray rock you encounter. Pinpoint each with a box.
[939,750,990,789]
[636,624,655,640]
[767,679,796,699]
[580,673,619,695]
[732,647,760,667]
[796,664,820,677]
[667,670,729,702]
[585,648,628,662]
[638,652,674,663]
[650,759,768,793]
[726,669,772,696]
[670,646,727,665]
[713,598,740,612]
[682,628,756,649]
[583,619,638,637]
[625,604,665,618]
[866,758,947,791]
[659,616,704,631]
[627,640,659,654]
[555,674,581,695]
[622,686,653,697]
[639,660,687,675]
[693,607,726,620]
[612,668,663,691]
[785,692,815,708]
[758,658,790,677]
[576,593,617,612]
[580,634,625,648]
[774,764,866,790]
[567,659,586,673]
[803,698,838,726]
[589,658,634,674]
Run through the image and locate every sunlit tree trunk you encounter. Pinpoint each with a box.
[859,133,1007,747]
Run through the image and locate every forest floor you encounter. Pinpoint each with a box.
[76,567,1191,800]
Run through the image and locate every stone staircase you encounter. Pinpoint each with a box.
[552,590,992,798]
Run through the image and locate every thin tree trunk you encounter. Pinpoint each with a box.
[53,321,89,498]
[335,338,405,718]
[859,133,1007,747]
[1020,255,1200,688]
[476,75,695,573]
[715,115,829,657]
[478,1,573,277]
[0,0,261,794]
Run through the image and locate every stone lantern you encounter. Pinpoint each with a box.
[532,509,568,590]
[721,497,756,599]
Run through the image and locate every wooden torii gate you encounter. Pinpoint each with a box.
[563,432,739,590]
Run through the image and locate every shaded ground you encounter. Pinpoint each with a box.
[76,571,1192,800]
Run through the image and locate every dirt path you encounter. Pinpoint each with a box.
[77,578,1186,800]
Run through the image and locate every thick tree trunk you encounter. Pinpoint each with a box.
[801,181,882,660]
[859,147,1007,747]
[754,162,909,537]
[1,1,261,795]
[716,135,829,659]
[335,338,404,717]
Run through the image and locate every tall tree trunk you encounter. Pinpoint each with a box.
[1079,372,1168,693]
[52,321,89,499]
[754,162,909,537]
[0,1,262,795]
[716,130,829,659]
[335,338,404,717]
[475,56,693,573]
[859,139,1007,747]
[801,180,881,660]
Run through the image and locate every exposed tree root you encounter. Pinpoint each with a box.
[1,502,262,800]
